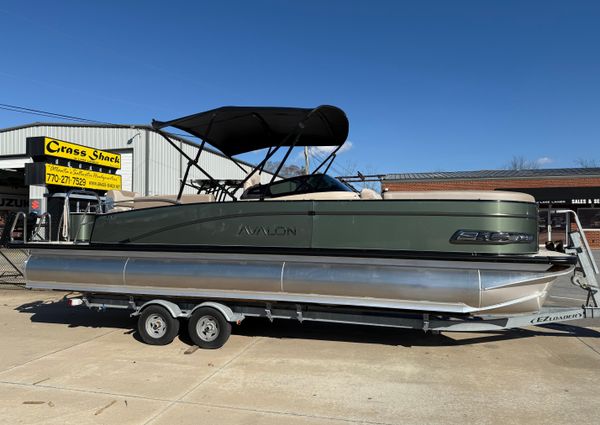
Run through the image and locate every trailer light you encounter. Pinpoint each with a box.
[450,230,534,244]
[67,298,84,307]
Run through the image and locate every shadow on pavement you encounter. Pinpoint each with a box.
[15,298,600,348]
[232,316,600,347]
[16,298,135,330]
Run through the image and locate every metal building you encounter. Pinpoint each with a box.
[0,122,274,193]
[0,122,275,225]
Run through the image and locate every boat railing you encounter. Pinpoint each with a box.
[8,211,27,243]
[551,209,599,272]
[58,189,103,243]
[0,211,55,246]
[131,198,179,205]
[545,209,600,306]
[30,213,52,242]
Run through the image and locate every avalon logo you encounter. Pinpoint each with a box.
[237,225,297,237]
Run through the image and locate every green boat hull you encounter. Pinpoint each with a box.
[90,199,539,255]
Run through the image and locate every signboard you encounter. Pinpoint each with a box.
[44,164,121,191]
[507,187,600,207]
[25,163,121,191]
[27,137,121,169]
[0,193,28,211]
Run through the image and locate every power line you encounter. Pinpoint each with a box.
[0,103,354,173]
[0,102,202,140]
[309,147,354,177]
[309,149,343,175]
[0,103,112,124]
[0,105,100,124]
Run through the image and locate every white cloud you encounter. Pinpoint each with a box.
[309,141,353,158]
[535,156,553,166]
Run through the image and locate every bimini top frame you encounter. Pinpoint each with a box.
[151,105,349,201]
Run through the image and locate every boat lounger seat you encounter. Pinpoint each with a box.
[106,190,140,211]
[383,190,535,202]
[106,191,216,211]
[359,188,383,200]
[133,194,216,209]
[268,191,360,201]
[265,189,382,201]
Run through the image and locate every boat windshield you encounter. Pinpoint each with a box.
[241,173,354,200]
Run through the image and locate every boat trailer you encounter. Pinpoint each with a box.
[61,209,600,349]
[70,287,599,349]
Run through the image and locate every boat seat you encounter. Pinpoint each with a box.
[106,190,140,211]
[382,190,535,202]
[259,189,382,201]
[269,191,360,201]
[133,193,216,209]
[243,173,262,190]
[359,188,383,200]
[106,191,215,211]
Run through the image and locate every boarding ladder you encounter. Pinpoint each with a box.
[550,209,600,307]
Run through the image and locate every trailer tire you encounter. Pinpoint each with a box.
[188,307,231,349]
[137,305,180,346]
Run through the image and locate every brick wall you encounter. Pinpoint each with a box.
[585,230,600,248]
[383,176,600,248]
[383,177,600,192]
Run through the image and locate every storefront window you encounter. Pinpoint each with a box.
[538,209,569,242]
[578,208,600,230]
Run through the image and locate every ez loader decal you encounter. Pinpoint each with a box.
[529,311,584,324]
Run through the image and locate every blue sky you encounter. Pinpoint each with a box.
[1,0,599,174]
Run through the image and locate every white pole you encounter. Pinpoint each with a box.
[304,146,310,175]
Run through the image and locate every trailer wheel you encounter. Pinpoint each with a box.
[137,305,180,346]
[188,307,231,349]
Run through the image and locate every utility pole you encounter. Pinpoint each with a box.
[304,146,310,175]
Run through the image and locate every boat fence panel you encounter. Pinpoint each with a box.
[0,247,28,287]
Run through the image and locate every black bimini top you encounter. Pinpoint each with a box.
[151,105,349,157]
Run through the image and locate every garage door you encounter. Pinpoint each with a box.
[115,151,133,192]
[1,154,133,192]
[0,157,32,170]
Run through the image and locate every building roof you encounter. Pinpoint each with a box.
[384,167,600,181]
[0,122,146,134]
[0,121,258,168]
[0,121,205,150]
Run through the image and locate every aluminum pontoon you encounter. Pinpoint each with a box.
[5,105,599,348]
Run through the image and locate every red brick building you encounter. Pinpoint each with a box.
[382,168,600,248]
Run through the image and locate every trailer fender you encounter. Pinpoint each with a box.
[135,300,183,318]
[190,302,245,323]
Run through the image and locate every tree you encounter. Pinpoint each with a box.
[574,158,599,168]
[263,160,304,178]
[505,156,539,170]
[338,161,382,192]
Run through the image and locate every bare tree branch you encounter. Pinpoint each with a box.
[505,156,540,170]
[263,161,304,178]
[574,158,599,168]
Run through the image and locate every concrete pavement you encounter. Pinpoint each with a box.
[1,268,600,424]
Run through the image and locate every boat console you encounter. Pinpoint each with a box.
[240,173,355,200]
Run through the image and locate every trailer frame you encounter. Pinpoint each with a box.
[69,292,600,348]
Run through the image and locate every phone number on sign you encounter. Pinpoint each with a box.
[46,173,87,187]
